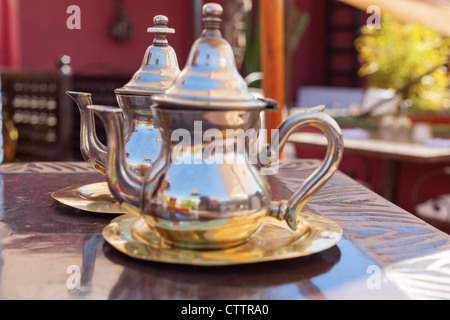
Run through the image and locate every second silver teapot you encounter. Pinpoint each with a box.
[67,15,180,176]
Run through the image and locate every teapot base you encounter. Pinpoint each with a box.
[161,236,249,251]
[142,212,267,250]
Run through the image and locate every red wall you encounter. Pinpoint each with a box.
[291,0,327,91]
[3,0,336,89]
[8,0,193,74]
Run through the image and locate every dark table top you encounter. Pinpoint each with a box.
[0,160,449,300]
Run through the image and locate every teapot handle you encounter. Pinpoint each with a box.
[266,105,343,230]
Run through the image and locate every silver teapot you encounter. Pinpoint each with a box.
[90,3,343,250]
[67,15,180,176]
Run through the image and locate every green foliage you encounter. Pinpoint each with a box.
[288,6,309,55]
[243,7,260,84]
[355,14,450,110]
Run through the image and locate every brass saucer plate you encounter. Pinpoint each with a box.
[51,182,126,214]
[102,212,342,266]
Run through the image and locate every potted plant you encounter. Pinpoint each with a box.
[355,14,450,119]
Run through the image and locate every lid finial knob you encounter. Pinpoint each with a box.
[147,15,175,46]
[202,3,223,29]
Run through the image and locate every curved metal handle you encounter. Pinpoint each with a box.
[268,105,343,230]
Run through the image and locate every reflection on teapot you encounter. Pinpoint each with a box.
[67,15,180,176]
[89,3,343,250]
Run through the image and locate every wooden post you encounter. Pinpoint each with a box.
[259,0,285,157]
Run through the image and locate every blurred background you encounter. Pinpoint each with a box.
[0,0,449,232]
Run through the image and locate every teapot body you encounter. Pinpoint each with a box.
[116,93,162,176]
[141,107,270,249]
[91,102,343,250]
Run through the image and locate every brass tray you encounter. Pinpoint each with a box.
[51,182,126,214]
[102,212,342,266]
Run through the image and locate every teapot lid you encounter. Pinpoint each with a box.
[115,15,180,95]
[152,3,273,110]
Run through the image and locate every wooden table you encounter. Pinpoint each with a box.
[0,160,449,302]
[288,132,450,202]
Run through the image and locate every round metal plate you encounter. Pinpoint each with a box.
[51,182,126,214]
[102,212,342,266]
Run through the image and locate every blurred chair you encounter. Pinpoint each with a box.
[413,166,450,233]
[359,88,402,116]
[295,85,364,116]
[0,56,73,161]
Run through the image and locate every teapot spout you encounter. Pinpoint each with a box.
[87,105,143,210]
[66,91,107,174]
